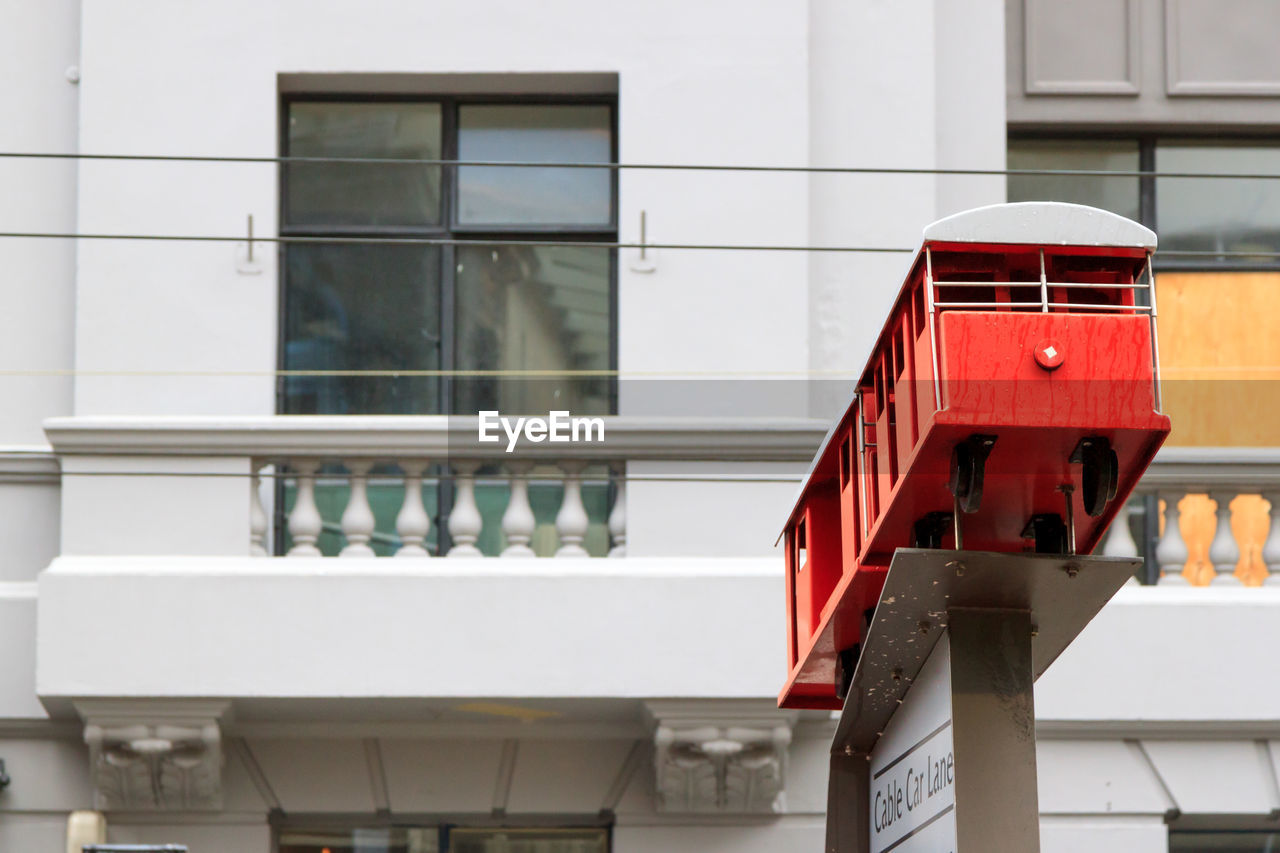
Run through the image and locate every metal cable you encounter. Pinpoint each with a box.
[0,230,912,253]
[4,230,1280,258]
[1,150,1279,180]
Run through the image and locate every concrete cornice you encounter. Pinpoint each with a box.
[43,415,829,462]
[1038,719,1280,740]
[40,418,1280,481]
[0,446,59,483]
[1143,446,1280,490]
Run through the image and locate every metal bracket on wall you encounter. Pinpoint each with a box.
[629,210,656,273]
[236,213,263,275]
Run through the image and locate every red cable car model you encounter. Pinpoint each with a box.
[779,202,1171,711]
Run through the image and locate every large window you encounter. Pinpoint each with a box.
[281,97,617,416]
[1171,830,1280,851]
[278,825,609,853]
[1009,136,1280,267]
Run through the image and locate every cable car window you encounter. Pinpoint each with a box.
[796,518,807,569]
[894,323,906,379]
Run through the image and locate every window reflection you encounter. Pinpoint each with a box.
[283,244,441,415]
[287,102,443,227]
[279,827,439,853]
[1007,139,1141,222]
[449,828,608,853]
[1157,142,1280,260]
[454,245,611,415]
[277,827,607,853]
[457,105,612,227]
[1170,830,1280,852]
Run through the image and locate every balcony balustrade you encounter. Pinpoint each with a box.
[1099,448,1280,585]
[36,418,1280,572]
[43,415,825,559]
[261,457,623,558]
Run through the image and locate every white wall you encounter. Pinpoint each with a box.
[1040,817,1168,853]
[37,557,785,701]
[804,0,1006,420]
[72,0,813,418]
[0,0,79,447]
[1037,587,1280,723]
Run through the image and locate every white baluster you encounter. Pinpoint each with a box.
[249,464,268,557]
[608,469,627,558]
[501,462,536,557]
[1263,491,1280,586]
[1209,490,1242,585]
[339,460,377,557]
[555,461,590,558]
[1102,500,1139,558]
[287,460,323,557]
[395,462,431,557]
[1156,493,1189,585]
[447,462,483,557]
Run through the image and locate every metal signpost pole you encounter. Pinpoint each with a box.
[826,548,1139,853]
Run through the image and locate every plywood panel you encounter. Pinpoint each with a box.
[1156,272,1280,447]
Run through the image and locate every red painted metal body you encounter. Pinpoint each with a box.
[780,227,1171,711]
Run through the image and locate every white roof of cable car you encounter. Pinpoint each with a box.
[923,201,1157,250]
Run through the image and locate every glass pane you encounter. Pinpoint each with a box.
[1170,830,1280,852]
[287,102,443,227]
[1157,141,1280,260]
[454,245,611,415]
[457,105,612,226]
[279,827,438,853]
[1007,139,1141,222]
[449,828,608,853]
[284,244,441,414]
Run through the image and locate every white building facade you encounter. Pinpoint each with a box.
[2,1,1279,851]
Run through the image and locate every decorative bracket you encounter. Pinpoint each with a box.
[645,701,797,813]
[75,700,231,811]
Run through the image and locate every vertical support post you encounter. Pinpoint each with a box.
[925,248,943,412]
[1147,253,1163,413]
[827,752,871,853]
[948,608,1040,853]
[1038,248,1048,313]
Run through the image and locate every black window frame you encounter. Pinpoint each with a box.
[273,92,620,557]
[1008,130,1280,273]
[272,815,613,853]
[276,91,620,418]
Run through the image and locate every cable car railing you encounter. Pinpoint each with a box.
[929,279,1154,313]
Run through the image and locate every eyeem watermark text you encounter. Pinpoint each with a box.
[478,410,606,453]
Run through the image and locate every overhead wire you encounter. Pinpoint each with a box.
[0,230,914,253]
[0,149,1275,484]
[0,149,1279,180]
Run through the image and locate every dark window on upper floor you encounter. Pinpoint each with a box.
[1009,136,1280,269]
[278,825,609,853]
[280,97,617,416]
[1170,829,1280,852]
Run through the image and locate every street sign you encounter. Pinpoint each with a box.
[825,548,1140,853]
[868,635,955,853]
